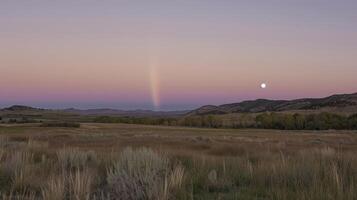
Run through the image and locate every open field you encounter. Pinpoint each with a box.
[0,123,357,199]
[1,123,357,155]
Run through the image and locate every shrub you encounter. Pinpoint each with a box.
[107,148,170,200]
[57,148,97,171]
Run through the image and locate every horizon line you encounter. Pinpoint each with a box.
[1,91,355,112]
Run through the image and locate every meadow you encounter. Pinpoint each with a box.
[0,123,356,199]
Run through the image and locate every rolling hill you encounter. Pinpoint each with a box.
[190,93,357,115]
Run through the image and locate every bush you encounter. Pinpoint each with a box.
[106,148,170,200]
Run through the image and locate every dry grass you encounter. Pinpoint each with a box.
[0,135,9,148]
[1,190,37,200]
[0,123,356,199]
[41,175,66,200]
[57,148,97,171]
[168,164,185,191]
[1,151,35,191]
[69,168,94,200]
[27,138,48,149]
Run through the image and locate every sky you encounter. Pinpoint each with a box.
[1,0,356,110]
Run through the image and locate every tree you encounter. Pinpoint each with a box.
[348,114,357,129]
[256,113,273,129]
[293,113,306,130]
[282,114,296,130]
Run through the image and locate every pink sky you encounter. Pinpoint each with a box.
[1,1,356,110]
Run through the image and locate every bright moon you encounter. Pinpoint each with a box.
[261,83,267,89]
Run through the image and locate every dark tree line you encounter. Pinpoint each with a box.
[92,112,357,130]
[93,116,178,126]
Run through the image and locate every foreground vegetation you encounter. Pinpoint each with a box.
[0,123,356,199]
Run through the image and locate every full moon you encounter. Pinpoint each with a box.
[260,83,267,89]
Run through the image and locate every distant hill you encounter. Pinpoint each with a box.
[2,105,42,111]
[190,93,357,115]
[0,105,188,117]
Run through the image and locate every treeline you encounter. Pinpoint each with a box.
[41,121,80,128]
[93,113,357,130]
[93,116,178,126]
[0,117,39,124]
[93,115,224,127]
[256,113,357,130]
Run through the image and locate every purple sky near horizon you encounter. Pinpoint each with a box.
[1,1,357,110]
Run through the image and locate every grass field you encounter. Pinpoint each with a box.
[0,123,356,199]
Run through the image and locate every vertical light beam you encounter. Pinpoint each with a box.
[149,55,160,109]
